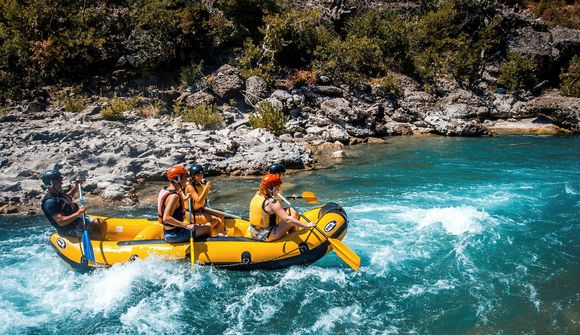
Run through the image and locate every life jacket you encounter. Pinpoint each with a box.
[157,187,184,228]
[249,192,277,228]
[185,182,206,212]
[41,191,81,231]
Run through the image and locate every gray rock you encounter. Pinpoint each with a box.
[312,85,343,96]
[211,66,243,99]
[323,125,350,143]
[513,90,580,131]
[320,98,361,123]
[245,76,269,104]
[179,91,215,109]
[550,26,580,63]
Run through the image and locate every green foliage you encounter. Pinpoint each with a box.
[101,96,139,121]
[407,0,503,87]
[55,94,86,113]
[498,53,538,92]
[260,8,328,67]
[238,38,276,82]
[249,100,288,135]
[535,0,579,29]
[375,75,402,98]
[174,103,223,130]
[561,56,580,97]
[180,61,204,87]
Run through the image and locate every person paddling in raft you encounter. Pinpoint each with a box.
[249,174,316,242]
[158,165,210,243]
[40,165,106,239]
[185,164,226,237]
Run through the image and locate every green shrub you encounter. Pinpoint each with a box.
[139,99,166,118]
[180,61,204,87]
[238,38,276,82]
[54,92,85,113]
[407,0,502,87]
[260,8,327,67]
[561,56,580,97]
[535,0,579,29]
[498,53,538,92]
[100,96,139,121]
[249,100,288,135]
[375,74,402,98]
[174,103,223,130]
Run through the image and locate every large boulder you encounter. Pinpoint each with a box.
[245,76,269,104]
[320,98,361,123]
[177,91,215,109]
[210,65,243,99]
[424,112,489,136]
[550,26,580,64]
[436,90,490,119]
[512,90,580,131]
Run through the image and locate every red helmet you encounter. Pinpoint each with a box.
[261,174,282,189]
[167,165,188,182]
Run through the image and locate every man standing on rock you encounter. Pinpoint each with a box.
[40,166,105,239]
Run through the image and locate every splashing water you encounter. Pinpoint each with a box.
[1,136,579,334]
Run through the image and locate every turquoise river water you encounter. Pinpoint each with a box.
[0,136,579,334]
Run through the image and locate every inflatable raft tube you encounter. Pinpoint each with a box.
[50,203,348,273]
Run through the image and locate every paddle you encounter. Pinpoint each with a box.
[289,191,318,204]
[204,191,317,220]
[277,194,360,271]
[77,183,95,264]
[188,198,195,269]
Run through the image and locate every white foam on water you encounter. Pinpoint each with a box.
[310,304,363,334]
[280,266,348,286]
[564,183,577,195]
[120,295,186,335]
[0,300,50,334]
[396,206,493,236]
[223,281,285,334]
[347,203,408,214]
[526,284,542,311]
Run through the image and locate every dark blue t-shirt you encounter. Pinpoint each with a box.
[41,192,81,235]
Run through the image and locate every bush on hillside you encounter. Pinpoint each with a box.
[54,92,86,113]
[101,96,139,121]
[561,56,580,97]
[498,53,539,92]
[249,100,288,135]
[180,61,204,88]
[238,38,276,82]
[174,103,223,130]
[407,0,503,87]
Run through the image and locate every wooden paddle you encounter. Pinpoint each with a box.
[277,194,360,271]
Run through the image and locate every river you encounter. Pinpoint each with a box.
[1,136,578,334]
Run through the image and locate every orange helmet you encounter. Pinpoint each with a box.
[167,165,188,182]
[261,174,282,189]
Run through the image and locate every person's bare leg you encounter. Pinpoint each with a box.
[194,224,211,238]
[265,221,292,241]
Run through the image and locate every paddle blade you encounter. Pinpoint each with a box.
[300,191,318,204]
[82,230,95,264]
[328,238,360,271]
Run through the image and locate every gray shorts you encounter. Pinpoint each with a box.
[58,217,94,238]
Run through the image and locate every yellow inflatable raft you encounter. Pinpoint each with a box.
[49,203,348,272]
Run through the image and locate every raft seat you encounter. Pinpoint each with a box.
[133,224,163,240]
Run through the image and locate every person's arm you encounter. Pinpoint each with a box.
[198,182,212,207]
[67,181,80,198]
[163,194,193,229]
[269,202,315,228]
[51,206,86,227]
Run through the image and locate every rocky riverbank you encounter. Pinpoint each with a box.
[1,7,579,215]
[1,72,578,215]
